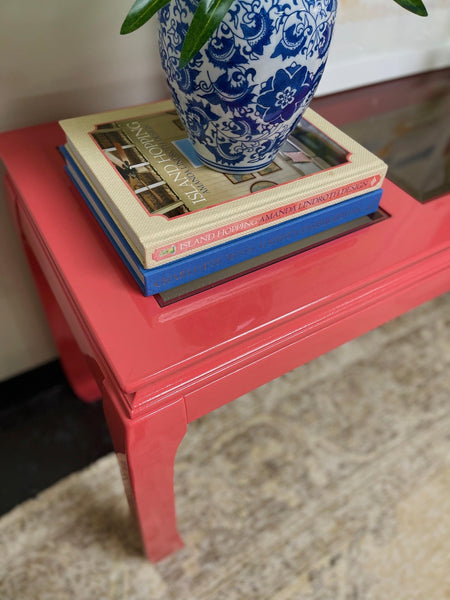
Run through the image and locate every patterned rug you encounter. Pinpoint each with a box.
[1,295,449,600]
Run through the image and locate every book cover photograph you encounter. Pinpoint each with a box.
[60,100,387,268]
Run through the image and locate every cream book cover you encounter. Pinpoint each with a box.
[60,99,387,268]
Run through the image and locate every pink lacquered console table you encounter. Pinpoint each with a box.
[1,81,449,562]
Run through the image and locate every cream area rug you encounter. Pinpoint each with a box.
[1,294,449,600]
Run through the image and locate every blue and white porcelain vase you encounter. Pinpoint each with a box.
[158,0,337,173]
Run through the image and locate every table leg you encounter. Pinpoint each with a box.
[22,242,100,402]
[102,384,188,562]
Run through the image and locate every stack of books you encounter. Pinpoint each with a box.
[59,99,388,298]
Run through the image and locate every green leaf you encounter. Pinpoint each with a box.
[120,0,171,34]
[391,0,428,16]
[179,0,236,68]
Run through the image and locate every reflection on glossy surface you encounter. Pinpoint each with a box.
[169,286,273,350]
[344,83,450,202]
[313,68,450,203]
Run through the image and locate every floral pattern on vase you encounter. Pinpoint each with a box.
[158,0,337,172]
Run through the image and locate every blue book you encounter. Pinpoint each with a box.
[62,146,382,296]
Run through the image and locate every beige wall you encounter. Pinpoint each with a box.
[0,0,449,380]
[319,0,450,94]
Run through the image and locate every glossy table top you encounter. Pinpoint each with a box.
[1,73,449,421]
